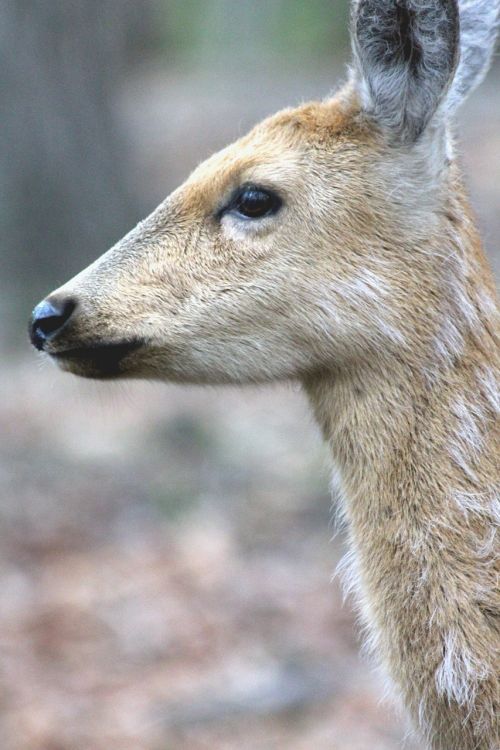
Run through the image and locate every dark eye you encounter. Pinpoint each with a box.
[231,185,282,219]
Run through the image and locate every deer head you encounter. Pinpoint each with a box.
[30,0,498,386]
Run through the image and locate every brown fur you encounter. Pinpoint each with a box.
[32,5,499,748]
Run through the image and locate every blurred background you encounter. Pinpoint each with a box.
[1,2,498,748]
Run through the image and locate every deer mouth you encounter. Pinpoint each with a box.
[50,339,144,379]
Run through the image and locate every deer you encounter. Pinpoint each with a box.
[29,0,499,747]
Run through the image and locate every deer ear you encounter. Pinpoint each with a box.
[447,0,499,112]
[351,0,460,143]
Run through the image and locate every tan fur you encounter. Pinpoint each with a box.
[33,11,499,750]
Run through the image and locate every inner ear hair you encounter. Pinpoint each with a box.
[352,0,460,143]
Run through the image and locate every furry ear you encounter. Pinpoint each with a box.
[447,0,499,112]
[351,0,460,143]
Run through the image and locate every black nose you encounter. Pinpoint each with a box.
[30,297,77,350]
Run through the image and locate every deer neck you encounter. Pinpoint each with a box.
[302,231,499,747]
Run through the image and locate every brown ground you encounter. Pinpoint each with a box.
[1,365,421,750]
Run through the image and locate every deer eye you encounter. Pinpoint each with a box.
[230,185,282,220]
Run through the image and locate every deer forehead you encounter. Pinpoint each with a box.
[174,99,367,217]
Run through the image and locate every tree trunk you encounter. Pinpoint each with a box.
[0,0,153,344]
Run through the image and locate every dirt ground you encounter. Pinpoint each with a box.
[3,65,499,750]
[1,364,422,750]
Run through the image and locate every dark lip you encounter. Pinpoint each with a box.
[51,339,144,376]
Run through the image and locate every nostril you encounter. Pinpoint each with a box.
[30,297,77,350]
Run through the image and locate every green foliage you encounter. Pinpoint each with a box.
[156,0,350,69]
[268,0,350,62]
[160,0,205,63]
